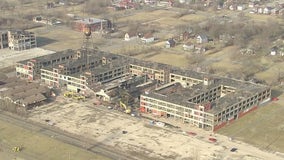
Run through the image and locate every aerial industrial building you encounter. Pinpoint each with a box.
[0,30,37,51]
[15,48,271,131]
[0,77,51,112]
[72,18,111,32]
[0,30,9,49]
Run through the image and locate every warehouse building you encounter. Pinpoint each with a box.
[72,18,111,32]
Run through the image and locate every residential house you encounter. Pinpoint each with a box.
[271,46,284,56]
[145,0,156,4]
[183,43,195,51]
[263,7,273,14]
[168,0,174,7]
[196,34,208,44]
[237,4,246,11]
[46,2,55,9]
[278,2,284,8]
[257,7,263,14]
[58,0,67,5]
[248,2,256,8]
[124,32,137,41]
[180,31,190,41]
[141,33,155,43]
[194,45,206,54]
[165,39,176,48]
[270,46,277,56]
[271,8,280,15]
[250,7,257,13]
[229,5,236,11]
[217,4,224,10]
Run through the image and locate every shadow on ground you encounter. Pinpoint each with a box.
[37,37,57,47]
[271,89,283,98]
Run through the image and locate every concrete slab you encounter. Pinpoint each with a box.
[0,48,55,69]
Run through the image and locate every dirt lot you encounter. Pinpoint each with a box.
[27,95,284,160]
[1,3,284,159]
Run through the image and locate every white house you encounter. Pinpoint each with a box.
[229,5,236,10]
[165,39,176,48]
[183,43,195,51]
[145,0,156,4]
[141,33,155,43]
[263,7,273,14]
[257,7,263,14]
[196,34,208,44]
[124,32,137,41]
[237,5,246,11]
[270,49,276,56]
[248,2,256,8]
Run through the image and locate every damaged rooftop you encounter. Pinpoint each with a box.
[146,77,269,114]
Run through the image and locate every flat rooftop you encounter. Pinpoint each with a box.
[145,78,269,114]
[1,48,55,69]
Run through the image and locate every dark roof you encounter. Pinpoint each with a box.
[22,94,47,106]
[197,34,208,39]
[167,39,176,45]
[0,78,50,107]
[143,33,153,39]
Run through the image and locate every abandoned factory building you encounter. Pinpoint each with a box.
[15,48,271,131]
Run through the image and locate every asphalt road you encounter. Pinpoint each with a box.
[0,111,139,160]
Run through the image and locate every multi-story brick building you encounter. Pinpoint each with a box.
[0,30,8,49]
[15,48,271,131]
[140,74,271,131]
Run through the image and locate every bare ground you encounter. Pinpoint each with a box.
[28,95,284,160]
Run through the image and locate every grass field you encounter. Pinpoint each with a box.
[218,92,284,153]
[0,120,109,160]
[29,26,83,51]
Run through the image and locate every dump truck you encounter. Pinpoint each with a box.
[12,146,22,152]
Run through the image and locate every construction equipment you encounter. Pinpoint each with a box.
[12,146,22,152]
[64,91,75,98]
[64,91,85,101]
[120,101,131,114]
[72,95,85,101]
[118,88,134,114]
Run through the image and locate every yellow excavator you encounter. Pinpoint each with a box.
[120,101,131,114]
[119,88,133,114]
